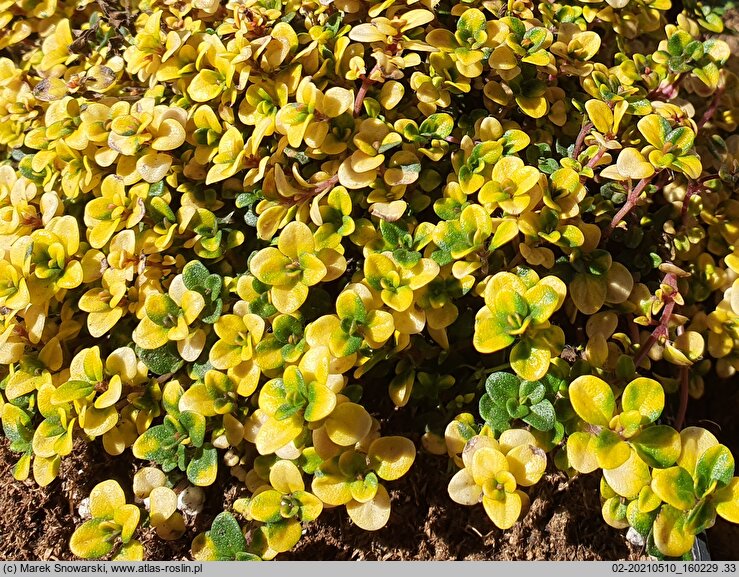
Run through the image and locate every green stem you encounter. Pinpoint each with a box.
[487,362,511,373]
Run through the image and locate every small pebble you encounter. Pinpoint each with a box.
[177,486,205,515]
[77,497,91,519]
[212,435,229,450]
[626,527,645,547]
[224,450,239,467]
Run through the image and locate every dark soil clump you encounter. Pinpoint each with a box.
[282,450,643,561]
[0,436,645,561]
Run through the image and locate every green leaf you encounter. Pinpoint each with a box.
[506,398,529,419]
[146,294,180,325]
[523,27,548,51]
[621,377,665,424]
[187,444,218,487]
[685,499,716,535]
[209,512,247,559]
[541,372,565,396]
[525,283,559,323]
[69,519,116,559]
[135,344,185,376]
[418,113,454,139]
[235,552,262,561]
[180,411,206,447]
[51,380,95,404]
[485,372,520,401]
[651,467,696,510]
[479,394,510,431]
[570,273,606,315]
[694,445,735,498]
[204,275,223,300]
[132,425,178,463]
[456,8,487,42]
[667,31,689,56]
[183,261,211,290]
[627,500,657,537]
[602,496,628,528]
[507,16,525,37]
[522,400,555,431]
[631,426,681,469]
[519,380,546,405]
[392,249,421,267]
[666,126,695,155]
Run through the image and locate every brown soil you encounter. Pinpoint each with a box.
[281,451,643,561]
[6,370,739,562]
[0,436,646,562]
[2,369,738,561]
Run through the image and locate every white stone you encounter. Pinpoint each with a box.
[177,486,205,515]
[626,527,645,547]
[77,497,91,519]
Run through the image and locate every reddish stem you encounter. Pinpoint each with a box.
[675,365,690,430]
[633,273,678,370]
[633,331,659,370]
[586,147,606,169]
[572,121,593,159]
[697,84,725,132]
[605,174,655,238]
[648,74,683,100]
[680,175,720,225]
[353,64,381,117]
[680,180,701,224]
[313,174,339,193]
[580,147,607,184]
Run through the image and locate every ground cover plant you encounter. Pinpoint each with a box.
[0,0,738,561]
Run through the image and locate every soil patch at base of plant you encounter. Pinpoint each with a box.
[5,370,739,561]
[0,437,645,561]
[280,450,644,561]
